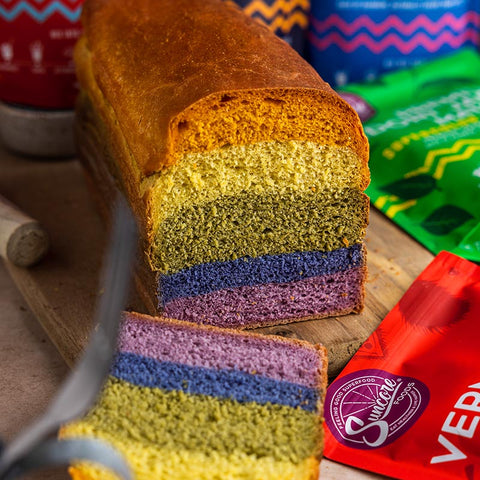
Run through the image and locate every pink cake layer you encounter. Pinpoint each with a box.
[163,267,365,328]
[118,313,322,388]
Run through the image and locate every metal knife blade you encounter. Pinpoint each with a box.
[0,195,137,479]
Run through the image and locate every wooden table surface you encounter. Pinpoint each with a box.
[0,144,433,479]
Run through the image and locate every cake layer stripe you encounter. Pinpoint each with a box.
[154,189,369,273]
[146,140,366,230]
[112,352,319,411]
[119,314,323,388]
[67,377,319,463]
[63,425,319,480]
[159,243,365,303]
[163,267,365,328]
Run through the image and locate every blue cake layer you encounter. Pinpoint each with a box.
[159,244,364,304]
[112,352,319,412]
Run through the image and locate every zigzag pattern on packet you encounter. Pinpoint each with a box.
[312,11,480,37]
[309,29,479,55]
[307,0,480,86]
[235,0,309,53]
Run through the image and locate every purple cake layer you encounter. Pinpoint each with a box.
[119,313,322,388]
[163,267,365,328]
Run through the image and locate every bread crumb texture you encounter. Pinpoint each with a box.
[170,90,367,173]
[69,454,318,480]
[153,190,369,273]
[62,377,321,480]
[144,140,366,229]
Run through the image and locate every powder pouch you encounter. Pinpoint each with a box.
[308,0,480,86]
[340,48,480,263]
[324,251,480,479]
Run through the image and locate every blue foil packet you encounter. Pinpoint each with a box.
[307,0,480,87]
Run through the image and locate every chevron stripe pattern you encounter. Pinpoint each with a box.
[374,138,480,216]
[236,0,309,35]
[410,139,480,180]
[309,28,479,55]
[243,0,308,17]
[2,0,79,3]
[0,0,82,22]
[311,11,480,38]
[308,1,480,85]
[310,10,480,54]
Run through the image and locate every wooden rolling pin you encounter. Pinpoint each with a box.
[0,194,49,267]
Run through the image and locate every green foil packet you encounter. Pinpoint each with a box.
[340,48,480,262]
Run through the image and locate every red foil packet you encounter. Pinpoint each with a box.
[324,251,480,479]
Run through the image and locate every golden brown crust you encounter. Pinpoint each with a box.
[314,343,329,467]
[78,0,369,177]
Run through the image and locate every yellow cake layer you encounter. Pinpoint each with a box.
[65,431,319,480]
[143,140,365,233]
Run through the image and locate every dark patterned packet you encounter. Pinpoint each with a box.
[233,0,310,55]
[340,48,480,263]
[308,0,480,87]
[324,251,480,479]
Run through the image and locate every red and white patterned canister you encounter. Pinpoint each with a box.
[0,0,83,108]
[0,0,83,156]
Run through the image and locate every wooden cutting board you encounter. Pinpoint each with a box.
[0,146,433,377]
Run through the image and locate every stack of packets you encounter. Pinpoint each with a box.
[340,48,480,263]
[324,251,480,479]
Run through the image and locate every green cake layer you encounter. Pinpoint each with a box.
[65,377,319,463]
[154,189,369,273]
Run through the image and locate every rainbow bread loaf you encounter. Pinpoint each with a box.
[61,312,328,480]
[75,0,370,328]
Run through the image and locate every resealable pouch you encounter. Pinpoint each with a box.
[340,49,480,263]
[324,251,480,479]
